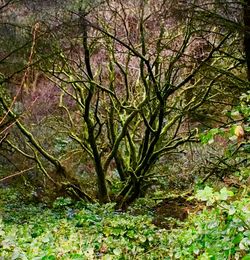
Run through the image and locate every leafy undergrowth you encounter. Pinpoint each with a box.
[0,188,250,259]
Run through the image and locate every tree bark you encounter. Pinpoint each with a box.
[244,0,250,81]
[80,11,110,203]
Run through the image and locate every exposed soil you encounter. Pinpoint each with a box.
[152,196,201,229]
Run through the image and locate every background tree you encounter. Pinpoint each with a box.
[0,0,248,207]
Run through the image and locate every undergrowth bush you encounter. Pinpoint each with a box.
[0,186,250,259]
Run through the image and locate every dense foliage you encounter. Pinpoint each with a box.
[1,185,250,259]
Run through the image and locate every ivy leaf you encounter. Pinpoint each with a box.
[218,187,234,201]
[102,255,113,260]
[41,256,56,260]
[200,128,220,144]
[113,248,122,256]
[232,233,243,245]
[239,238,250,250]
[196,186,214,202]
[127,229,136,238]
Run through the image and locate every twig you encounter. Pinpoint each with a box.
[0,167,35,183]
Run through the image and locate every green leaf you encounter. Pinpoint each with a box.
[113,248,122,256]
[42,256,56,260]
[200,128,221,144]
[102,255,113,260]
[218,187,234,201]
[70,254,84,259]
[232,233,243,245]
[138,235,146,243]
[239,238,250,250]
[228,206,236,215]
[196,186,214,201]
[127,229,136,238]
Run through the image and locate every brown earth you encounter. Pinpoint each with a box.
[152,196,202,229]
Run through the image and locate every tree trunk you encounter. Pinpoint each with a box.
[244,0,250,81]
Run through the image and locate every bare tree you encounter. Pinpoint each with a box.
[0,0,247,206]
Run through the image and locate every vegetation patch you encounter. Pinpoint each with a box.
[0,187,249,259]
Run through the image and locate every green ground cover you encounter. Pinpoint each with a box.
[0,187,249,259]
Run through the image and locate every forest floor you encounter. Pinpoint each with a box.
[0,185,250,259]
